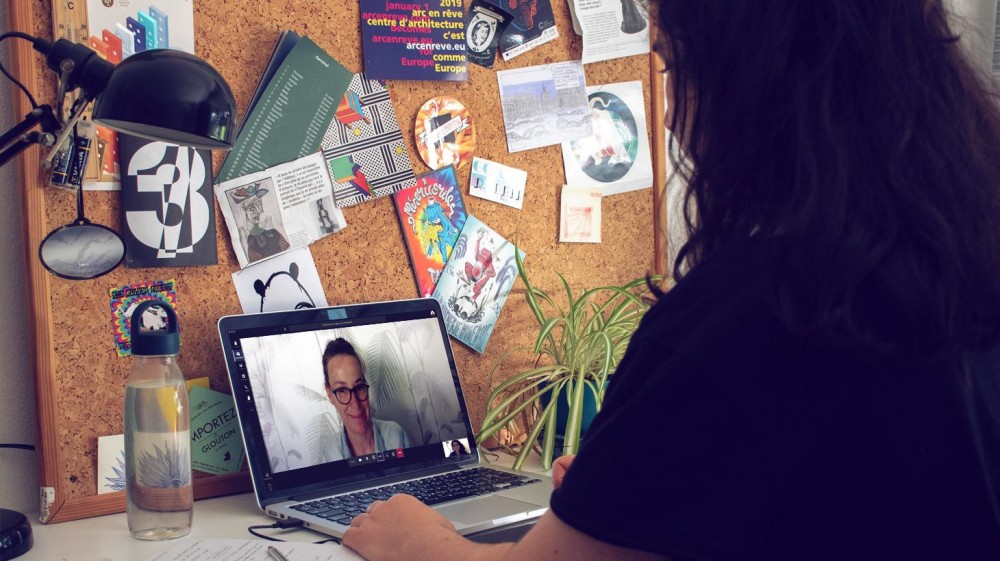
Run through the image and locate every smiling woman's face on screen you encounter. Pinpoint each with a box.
[324,353,372,444]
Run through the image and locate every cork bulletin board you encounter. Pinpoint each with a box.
[9,0,668,523]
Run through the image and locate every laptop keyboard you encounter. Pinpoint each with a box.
[290,467,542,526]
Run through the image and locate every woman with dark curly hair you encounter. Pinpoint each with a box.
[343,2,1000,559]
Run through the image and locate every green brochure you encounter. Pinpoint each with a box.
[189,385,245,475]
[217,35,354,183]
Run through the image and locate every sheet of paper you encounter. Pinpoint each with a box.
[216,152,346,269]
[560,186,602,243]
[561,81,653,195]
[497,61,592,153]
[146,538,363,561]
[469,157,527,209]
[97,434,126,494]
[577,0,650,64]
[232,247,328,313]
[393,166,468,298]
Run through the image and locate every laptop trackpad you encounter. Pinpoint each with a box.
[437,496,538,525]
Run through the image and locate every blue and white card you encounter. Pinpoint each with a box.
[469,157,527,210]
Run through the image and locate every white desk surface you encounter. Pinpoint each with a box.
[19,453,545,561]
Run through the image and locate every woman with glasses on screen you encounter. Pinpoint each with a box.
[321,338,410,462]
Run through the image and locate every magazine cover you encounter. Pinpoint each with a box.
[393,166,468,297]
[431,216,523,353]
[322,73,417,207]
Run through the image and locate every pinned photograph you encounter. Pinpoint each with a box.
[562,81,653,196]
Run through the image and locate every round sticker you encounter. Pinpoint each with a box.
[415,97,476,170]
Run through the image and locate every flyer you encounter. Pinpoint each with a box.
[360,0,468,81]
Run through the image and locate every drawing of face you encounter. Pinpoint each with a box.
[243,197,263,226]
[471,21,491,48]
[324,353,372,443]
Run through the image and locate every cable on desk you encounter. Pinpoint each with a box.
[246,518,342,545]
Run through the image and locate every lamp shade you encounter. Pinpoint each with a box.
[92,49,237,150]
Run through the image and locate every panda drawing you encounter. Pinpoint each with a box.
[254,262,317,312]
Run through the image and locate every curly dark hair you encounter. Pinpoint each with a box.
[656,0,1000,353]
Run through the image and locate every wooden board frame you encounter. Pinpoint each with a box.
[9,0,669,523]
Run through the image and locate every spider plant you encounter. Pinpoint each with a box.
[476,250,660,470]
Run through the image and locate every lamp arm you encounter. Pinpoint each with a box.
[0,105,60,168]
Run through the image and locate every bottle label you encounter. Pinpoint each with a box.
[128,430,193,512]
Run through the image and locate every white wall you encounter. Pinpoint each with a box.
[0,1,39,515]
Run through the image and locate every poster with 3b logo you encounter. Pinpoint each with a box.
[119,134,218,267]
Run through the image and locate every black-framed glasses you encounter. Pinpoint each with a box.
[329,383,369,405]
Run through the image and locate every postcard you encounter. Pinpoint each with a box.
[469,157,527,210]
[560,185,602,243]
[109,279,178,357]
[118,135,217,267]
[393,166,468,297]
[577,0,650,64]
[499,0,559,61]
[561,81,653,195]
[215,153,346,269]
[321,73,417,207]
[432,216,523,353]
[190,386,246,475]
[498,61,592,153]
[232,247,328,314]
[360,0,468,81]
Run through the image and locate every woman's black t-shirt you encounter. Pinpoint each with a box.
[548,242,1000,561]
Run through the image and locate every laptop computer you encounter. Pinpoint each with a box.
[218,298,551,540]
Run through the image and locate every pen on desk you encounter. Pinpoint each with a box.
[267,545,290,561]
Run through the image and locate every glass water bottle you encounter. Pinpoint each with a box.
[124,300,192,540]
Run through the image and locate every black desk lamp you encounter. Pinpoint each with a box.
[0,32,237,281]
[1,33,237,166]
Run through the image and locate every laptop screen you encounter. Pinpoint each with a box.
[218,299,478,505]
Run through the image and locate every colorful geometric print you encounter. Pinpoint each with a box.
[322,74,416,207]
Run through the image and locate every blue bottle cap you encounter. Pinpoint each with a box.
[130,300,180,356]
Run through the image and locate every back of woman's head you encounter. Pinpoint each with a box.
[658,0,1000,352]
